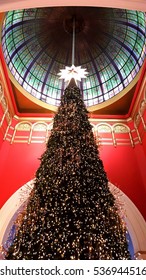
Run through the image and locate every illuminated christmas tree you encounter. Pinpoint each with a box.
[5,79,131,260]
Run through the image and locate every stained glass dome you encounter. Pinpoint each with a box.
[1,7,146,108]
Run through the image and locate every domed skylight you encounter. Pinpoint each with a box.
[1,7,146,108]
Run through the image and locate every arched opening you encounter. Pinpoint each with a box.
[0,180,146,259]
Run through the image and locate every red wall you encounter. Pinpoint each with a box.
[143,133,146,157]
[100,144,146,220]
[0,140,146,221]
[0,141,45,208]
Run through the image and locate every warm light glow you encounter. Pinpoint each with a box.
[58,64,88,83]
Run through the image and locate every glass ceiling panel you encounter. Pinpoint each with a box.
[1,7,146,107]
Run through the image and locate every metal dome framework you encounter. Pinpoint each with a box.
[1,7,146,108]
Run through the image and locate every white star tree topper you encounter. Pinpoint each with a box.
[58,64,88,84]
[58,18,88,84]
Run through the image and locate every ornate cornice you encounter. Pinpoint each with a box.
[0,57,146,146]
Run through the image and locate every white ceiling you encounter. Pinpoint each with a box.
[0,0,146,12]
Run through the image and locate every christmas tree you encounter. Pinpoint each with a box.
[5,79,131,260]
